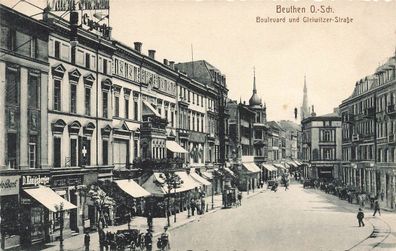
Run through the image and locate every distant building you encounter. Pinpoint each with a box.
[301,111,342,179]
[278,120,301,160]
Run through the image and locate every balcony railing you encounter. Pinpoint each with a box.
[387,104,396,118]
[389,134,395,144]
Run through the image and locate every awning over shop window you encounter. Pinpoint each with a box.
[142,100,161,117]
[141,172,201,196]
[294,160,303,166]
[273,163,286,170]
[202,171,213,180]
[262,164,277,172]
[115,179,151,198]
[166,141,188,153]
[242,162,261,173]
[224,167,235,177]
[175,172,202,191]
[190,172,211,186]
[24,186,77,212]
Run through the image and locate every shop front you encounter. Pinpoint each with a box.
[20,174,77,247]
[50,174,84,234]
[0,175,20,250]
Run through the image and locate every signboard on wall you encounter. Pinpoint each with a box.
[0,175,20,196]
[22,174,50,187]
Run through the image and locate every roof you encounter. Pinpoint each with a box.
[301,112,341,123]
[278,120,301,132]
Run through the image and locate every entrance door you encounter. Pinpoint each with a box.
[69,190,78,232]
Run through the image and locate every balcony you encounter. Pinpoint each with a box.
[387,104,396,118]
[352,134,360,142]
[178,97,189,107]
[344,113,355,124]
[363,107,376,118]
[389,134,396,145]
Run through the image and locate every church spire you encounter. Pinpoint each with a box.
[253,66,257,94]
[301,74,309,120]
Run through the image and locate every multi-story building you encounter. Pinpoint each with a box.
[175,61,229,166]
[301,111,342,179]
[278,120,301,160]
[0,5,50,249]
[340,51,396,210]
[267,121,283,162]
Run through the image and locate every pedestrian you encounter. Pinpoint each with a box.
[380,190,385,201]
[357,208,365,227]
[373,200,381,216]
[284,181,289,191]
[237,192,242,206]
[144,229,153,251]
[191,199,195,215]
[84,232,90,251]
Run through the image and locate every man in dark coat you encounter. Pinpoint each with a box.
[357,208,365,227]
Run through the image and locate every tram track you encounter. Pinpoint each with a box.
[303,188,392,250]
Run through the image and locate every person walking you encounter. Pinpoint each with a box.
[357,208,365,227]
[84,232,90,251]
[373,199,381,216]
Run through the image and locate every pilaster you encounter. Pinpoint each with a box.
[19,67,28,169]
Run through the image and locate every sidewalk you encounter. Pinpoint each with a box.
[39,187,265,251]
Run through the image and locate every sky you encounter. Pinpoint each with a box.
[3,0,396,122]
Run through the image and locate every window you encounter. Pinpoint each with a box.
[197,114,200,132]
[7,28,16,51]
[134,99,138,120]
[323,148,332,160]
[192,93,195,104]
[29,143,36,168]
[82,137,91,166]
[103,140,108,165]
[201,96,204,107]
[103,59,108,74]
[70,138,78,166]
[322,130,330,142]
[30,36,37,58]
[114,96,119,117]
[125,98,129,119]
[85,88,91,116]
[28,74,39,108]
[103,92,108,118]
[54,40,60,59]
[76,49,84,65]
[197,95,200,106]
[6,67,19,105]
[53,79,61,111]
[7,133,17,169]
[53,137,61,167]
[70,84,77,113]
[85,53,90,69]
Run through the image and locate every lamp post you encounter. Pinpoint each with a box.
[174,180,177,223]
[54,202,65,251]
[211,181,214,209]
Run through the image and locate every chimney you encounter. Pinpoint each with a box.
[148,50,156,59]
[163,59,169,66]
[169,61,175,70]
[134,42,142,53]
[311,105,316,117]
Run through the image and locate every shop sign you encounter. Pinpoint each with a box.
[22,175,50,187]
[51,175,83,188]
[0,175,20,196]
[21,198,32,204]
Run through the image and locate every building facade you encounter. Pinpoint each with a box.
[301,112,342,179]
[339,51,396,210]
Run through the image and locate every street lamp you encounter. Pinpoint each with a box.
[54,202,65,251]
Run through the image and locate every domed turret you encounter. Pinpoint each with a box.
[249,68,262,107]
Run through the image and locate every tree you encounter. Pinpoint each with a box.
[87,185,115,234]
